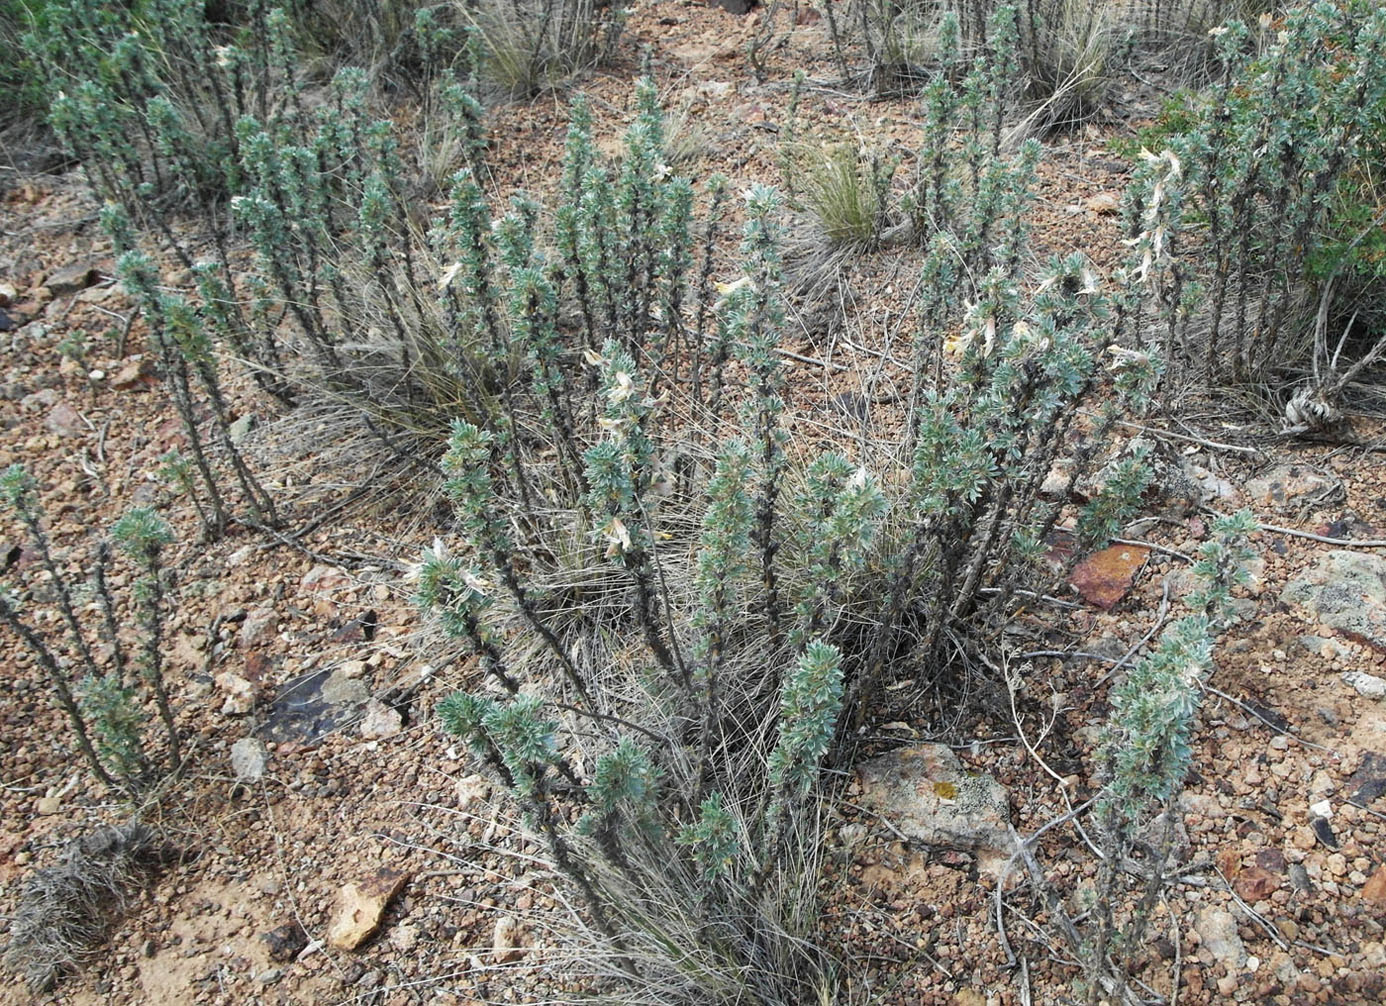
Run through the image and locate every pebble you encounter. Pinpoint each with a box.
[359,698,403,739]
[230,737,269,782]
[1343,671,1386,699]
[493,915,523,963]
[1194,907,1246,971]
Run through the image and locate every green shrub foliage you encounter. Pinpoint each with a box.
[1139,1,1386,395]
[411,60,1176,997]
[1,467,182,792]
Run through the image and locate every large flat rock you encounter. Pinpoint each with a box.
[1281,550,1386,650]
[855,743,1015,878]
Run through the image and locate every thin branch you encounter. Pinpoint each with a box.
[1111,417,1262,455]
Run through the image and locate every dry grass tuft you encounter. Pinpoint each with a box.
[3,821,175,992]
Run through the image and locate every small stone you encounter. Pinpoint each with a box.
[1245,464,1344,512]
[302,564,351,592]
[1084,191,1121,214]
[855,743,1015,878]
[43,261,103,296]
[1194,907,1247,971]
[216,671,257,715]
[332,611,377,643]
[492,915,524,963]
[1189,463,1239,503]
[322,668,370,707]
[1070,544,1151,609]
[230,737,269,782]
[389,923,419,953]
[359,698,402,739]
[1235,866,1279,903]
[21,387,58,412]
[44,401,85,438]
[1312,816,1339,849]
[254,969,283,985]
[328,868,409,950]
[35,795,61,815]
[228,414,255,445]
[1299,635,1351,658]
[1282,551,1386,650]
[238,605,278,650]
[1343,671,1386,700]
[1362,865,1386,908]
[455,774,491,810]
[262,922,308,962]
[109,355,156,390]
[1348,752,1386,805]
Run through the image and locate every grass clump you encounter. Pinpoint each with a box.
[1012,0,1118,132]
[1,822,173,993]
[788,140,897,252]
[464,0,626,98]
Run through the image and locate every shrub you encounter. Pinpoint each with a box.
[1127,0,1274,81]
[1083,510,1259,1000]
[784,8,1041,281]
[414,63,1176,1000]
[35,2,630,519]
[34,2,502,516]
[0,0,45,134]
[821,2,1114,127]
[280,0,462,91]
[1140,1,1386,417]
[845,0,946,94]
[0,467,182,792]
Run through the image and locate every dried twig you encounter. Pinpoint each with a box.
[1111,417,1262,455]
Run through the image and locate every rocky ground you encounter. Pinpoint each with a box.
[3,3,1386,1004]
